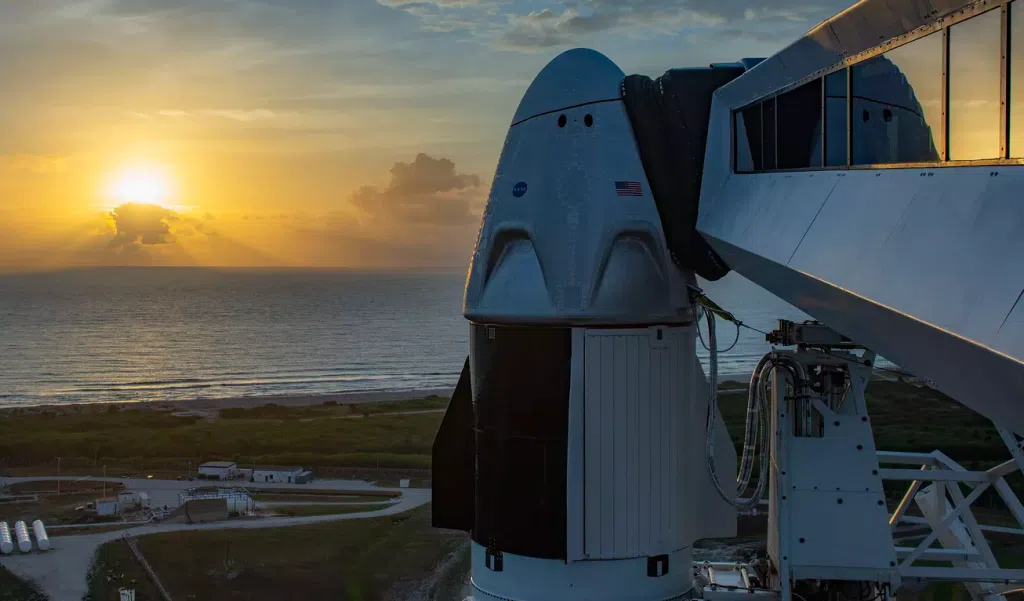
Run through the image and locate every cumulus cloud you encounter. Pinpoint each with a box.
[109,203,178,248]
[2,154,70,174]
[350,152,482,226]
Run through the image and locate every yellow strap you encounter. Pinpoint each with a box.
[690,291,739,324]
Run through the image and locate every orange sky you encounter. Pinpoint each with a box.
[0,0,848,272]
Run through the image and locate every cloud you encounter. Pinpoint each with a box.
[108,203,179,248]
[350,152,482,226]
[381,0,851,52]
[154,109,278,121]
[2,154,70,174]
[495,1,822,51]
[377,0,485,7]
[203,109,277,121]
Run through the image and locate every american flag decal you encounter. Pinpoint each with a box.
[615,181,643,197]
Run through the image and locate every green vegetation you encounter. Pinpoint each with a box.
[267,503,387,517]
[0,382,1015,480]
[0,565,46,601]
[85,504,466,601]
[251,490,398,503]
[218,395,448,420]
[49,524,138,537]
[0,396,446,473]
[716,380,1008,461]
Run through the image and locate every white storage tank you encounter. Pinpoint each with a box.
[32,520,50,551]
[0,521,13,555]
[225,494,253,514]
[14,521,32,553]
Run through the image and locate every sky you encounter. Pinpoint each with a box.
[0,0,853,272]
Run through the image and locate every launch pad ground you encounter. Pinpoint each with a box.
[83,504,464,601]
[0,478,429,601]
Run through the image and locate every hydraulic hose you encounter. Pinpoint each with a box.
[702,306,808,510]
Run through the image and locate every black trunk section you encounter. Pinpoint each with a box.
[471,324,571,560]
[431,357,476,532]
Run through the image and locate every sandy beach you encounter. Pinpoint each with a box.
[0,387,457,416]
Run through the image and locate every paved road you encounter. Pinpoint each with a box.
[0,477,430,601]
[256,500,398,507]
[4,475,414,511]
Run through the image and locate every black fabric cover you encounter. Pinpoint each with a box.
[431,357,475,532]
[621,67,744,281]
[471,324,571,560]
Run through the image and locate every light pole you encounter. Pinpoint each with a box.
[57,457,61,495]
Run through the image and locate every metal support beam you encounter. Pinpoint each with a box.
[877,452,941,465]
[944,477,1000,567]
[900,566,1024,583]
[994,478,1024,530]
[997,429,1024,476]
[895,547,982,562]
[879,468,990,483]
[900,479,991,568]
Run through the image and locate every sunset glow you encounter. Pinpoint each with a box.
[104,163,178,210]
[0,0,838,272]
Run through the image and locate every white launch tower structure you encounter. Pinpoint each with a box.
[432,1,1024,601]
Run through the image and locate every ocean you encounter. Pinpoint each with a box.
[0,268,813,407]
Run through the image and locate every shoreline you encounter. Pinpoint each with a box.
[0,368,915,415]
[0,387,457,415]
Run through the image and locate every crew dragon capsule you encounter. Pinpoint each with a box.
[432,49,750,601]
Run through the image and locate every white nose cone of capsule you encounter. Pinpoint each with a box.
[463,48,694,326]
[32,520,49,551]
[14,521,31,553]
[0,521,13,554]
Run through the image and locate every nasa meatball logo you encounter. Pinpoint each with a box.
[512,182,528,198]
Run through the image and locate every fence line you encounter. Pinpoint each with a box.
[122,533,173,601]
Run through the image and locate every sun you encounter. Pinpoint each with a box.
[103,162,179,210]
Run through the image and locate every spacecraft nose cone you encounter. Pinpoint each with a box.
[512,48,625,124]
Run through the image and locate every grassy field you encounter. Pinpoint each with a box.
[716,379,1009,461]
[1,381,1012,481]
[265,503,388,517]
[49,523,139,537]
[0,396,449,475]
[0,565,46,601]
[251,491,398,503]
[85,504,466,601]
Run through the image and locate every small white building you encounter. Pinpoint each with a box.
[198,461,237,480]
[251,466,309,484]
[96,498,119,516]
[118,492,137,508]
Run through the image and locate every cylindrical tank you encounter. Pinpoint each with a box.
[32,520,49,551]
[0,521,13,554]
[226,495,253,514]
[14,521,32,553]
